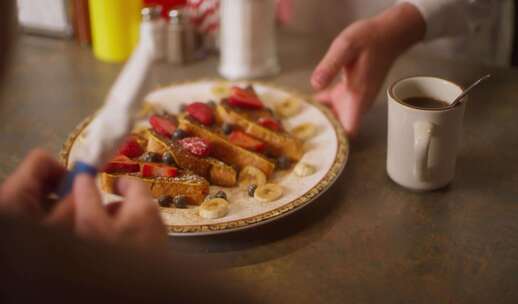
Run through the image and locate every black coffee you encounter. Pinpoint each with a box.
[402,96,449,109]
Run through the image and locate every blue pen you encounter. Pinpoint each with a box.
[57,162,98,197]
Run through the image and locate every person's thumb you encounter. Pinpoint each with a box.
[74,174,110,238]
[332,86,363,139]
[115,177,159,222]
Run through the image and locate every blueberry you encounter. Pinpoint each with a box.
[222,123,233,135]
[158,195,173,207]
[172,129,187,140]
[162,152,175,165]
[179,103,187,112]
[276,156,291,170]
[141,152,161,163]
[264,148,276,159]
[140,153,152,162]
[173,195,188,208]
[248,184,258,197]
[207,100,216,108]
[214,190,227,200]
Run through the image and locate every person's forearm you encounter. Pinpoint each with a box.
[374,3,426,56]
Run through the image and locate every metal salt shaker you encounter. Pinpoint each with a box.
[219,0,280,80]
[141,5,165,61]
[167,9,196,65]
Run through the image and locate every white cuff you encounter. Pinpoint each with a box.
[397,0,471,41]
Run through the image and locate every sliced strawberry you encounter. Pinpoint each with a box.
[103,160,140,174]
[140,163,154,178]
[118,136,144,158]
[149,114,177,137]
[228,131,266,152]
[140,163,178,178]
[186,102,214,126]
[228,86,264,110]
[257,117,282,131]
[111,154,131,162]
[179,137,212,157]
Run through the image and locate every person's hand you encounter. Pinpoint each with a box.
[311,3,425,138]
[0,149,73,226]
[73,174,168,250]
[276,0,293,25]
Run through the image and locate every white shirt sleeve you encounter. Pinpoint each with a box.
[397,0,499,41]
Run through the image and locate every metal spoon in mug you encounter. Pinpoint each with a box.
[449,74,491,108]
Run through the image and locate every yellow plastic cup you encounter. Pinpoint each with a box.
[89,0,142,62]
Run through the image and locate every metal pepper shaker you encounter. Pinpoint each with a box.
[166,9,196,65]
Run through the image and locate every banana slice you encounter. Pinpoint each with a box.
[254,184,283,203]
[291,123,317,141]
[146,136,167,154]
[199,198,229,219]
[211,83,231,98]
[275,98,301,117]
[137,102,169,119]
[137,102,156,118]
[239,166,267,187]
[294,162,316,177]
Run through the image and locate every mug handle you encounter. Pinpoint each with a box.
[414,121,434,181]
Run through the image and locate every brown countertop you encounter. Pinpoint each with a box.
[1,32,518,303]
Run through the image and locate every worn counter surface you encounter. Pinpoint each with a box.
[1,33,517,303]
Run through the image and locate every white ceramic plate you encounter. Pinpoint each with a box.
[61,80,349,236]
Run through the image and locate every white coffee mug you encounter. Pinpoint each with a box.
[387,76,466,191]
